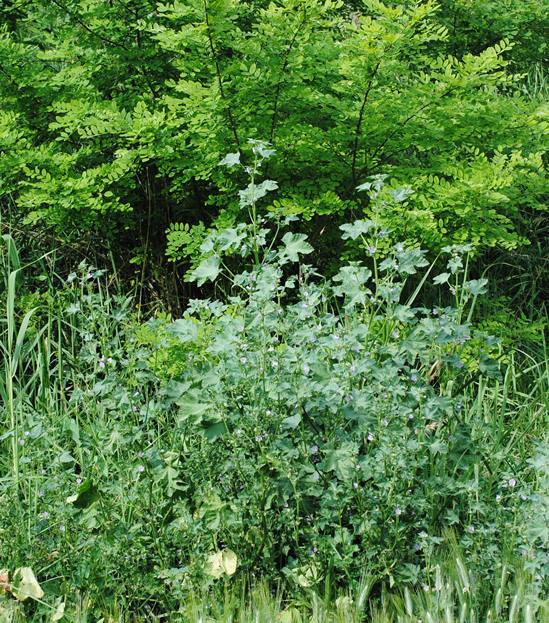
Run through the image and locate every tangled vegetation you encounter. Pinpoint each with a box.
[0,0,547,621]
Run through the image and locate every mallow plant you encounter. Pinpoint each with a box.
[152,143,506,589]
[1,146,545,619]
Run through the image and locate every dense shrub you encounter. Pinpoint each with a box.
[0,0,546,289]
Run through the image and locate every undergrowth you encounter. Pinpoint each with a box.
[1,152,547,621]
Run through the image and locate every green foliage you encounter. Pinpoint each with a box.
[0,0,546,283]
[1,201,547,618]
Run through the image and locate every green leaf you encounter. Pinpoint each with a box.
[203,421,227,440]
[189,255,221,286]
[433,272,450,284]
[219,152,240,167]
[65,479,99,509]
[278,233,313,263]
[281,414,301,430]
[239,180,278,208]
[324,443,358,481]
[465,278,488,296]
[339,220,376,240]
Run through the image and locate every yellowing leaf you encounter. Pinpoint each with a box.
[277,608,300,623]
[205,549,238,578]
[0,569,9,593]
[221,549,237,576]
[205,552,224,579]
[12,567,44,601]
[51,598,65,621]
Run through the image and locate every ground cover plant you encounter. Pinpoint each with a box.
[1,150,548,620]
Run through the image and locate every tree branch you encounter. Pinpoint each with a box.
[269,5,308,144]
[203,0,241,151]
[351,61,380,187]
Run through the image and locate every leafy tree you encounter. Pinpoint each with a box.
[0,0,546,287]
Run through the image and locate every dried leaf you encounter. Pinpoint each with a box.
[51,598,65,621]
[221,549,237,576]
[12,567,44,601]
[0,569,9,593]
[205,552,224,579]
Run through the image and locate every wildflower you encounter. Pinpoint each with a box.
[367,432,375,442]
[382,418,389,427]
[391,329,399,338]
[467,525,475,533]
[107,357,113,364]
[59,524,66,533]
[24,430,30,437]
[410,373,418,383]
[353,482,359,490]
[508,478,517,488]
[271,360,278,368]
[395,507,403,516]
[137,465,145,473]
[39,511,50,520]
[37,490,45,498]
[496,494,502,503]
[303,363,310,375]
[309,445,319,455]
[367,245,377,255]
[240,356,247,364]
[18,438,25,446]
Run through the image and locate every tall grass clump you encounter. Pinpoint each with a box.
[1,146,547,620]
